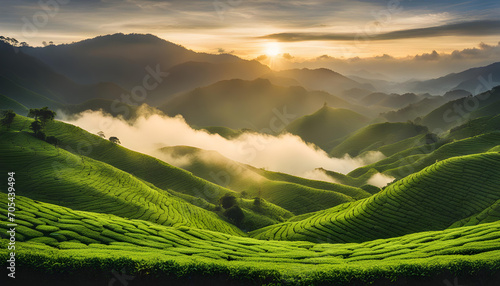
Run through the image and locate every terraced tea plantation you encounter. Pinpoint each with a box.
[1,115,500,285]
[1,193,500,285]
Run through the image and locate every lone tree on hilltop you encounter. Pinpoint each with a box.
[109,136,121,144]
[1,110,16,129]
[97,131,105,138]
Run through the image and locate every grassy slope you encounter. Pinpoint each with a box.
[329,122,429,157]
[285,106,369,150]
[2,116,305,232]
[346,131,500,181]
[447,114,500,141]
[0,75,61,110]
[1,193,500,285]
[159,146,370,215]
[7,116,238,206]
[0,93,28,114]
[421,86,500,131]
[0,130,243,236]
[250,153,500,243]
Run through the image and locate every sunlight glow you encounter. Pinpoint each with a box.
[265,42,281,57]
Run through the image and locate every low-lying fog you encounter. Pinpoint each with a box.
[62,108,394,187]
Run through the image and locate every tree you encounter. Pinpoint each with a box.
[46,136,59,147]
[1,110,16,128]
[30,120,43,137]
[223,205,244,226]
[109,136,121,144]
[219,194,237,209]
[97,131,105,138]
[28,107,56,127]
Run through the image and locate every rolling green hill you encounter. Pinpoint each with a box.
[2,192,500,285]
[0,93,28,114]
[0,130,243,235]
[421,86,500,131]
[159,146,371,215]
[250,153,500,243]
[329,122,429,157]
[285,105,369,150]
[1,115,299,232]
[347,131,500,181]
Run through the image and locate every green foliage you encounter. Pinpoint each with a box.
[251,153,500,243]
[219,193,237,209]
[1,192,500,285]
[330,122,430,157]
[28,107,56,126]
[224,205,245,226]
[1,109,15,128]
[109,136,121,144]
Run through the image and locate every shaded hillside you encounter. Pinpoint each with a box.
[20,33,271,105]
[360,92,427,109]
[0,41,126,105]
[159,146,370,215]
[329,122,429,157]
[285,105,369,150]
[348,131,500,181]
[421,86,500,131]
[160,78,356,130]
[408,62,500,94]
[380,97,449,122]
[0,94,28,114]
[264,68,369,96]
[250,153,500,243]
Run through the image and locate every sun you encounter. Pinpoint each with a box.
[265,42,281,57]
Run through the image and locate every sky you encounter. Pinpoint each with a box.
[1,0,500,77]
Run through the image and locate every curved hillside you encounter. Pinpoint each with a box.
[285,106,369,150]
[250,153,500,242]
[159,146,370,215]
[0,131,243,235]
[3,192,500,285]
[348,131,500,180]
[329,122,429,157]
[421,86,500,131]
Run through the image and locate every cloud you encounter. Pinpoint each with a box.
[61,108,385,181]
[367,173,395,188]
[282,53,294,60]
[303,169,338,184]
[283,42,500,82]
[414,50,440,61]
[259,20,500,42]
[255,55,268,61]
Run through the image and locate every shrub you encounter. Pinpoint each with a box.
[220,194,237,209]
[224,205,245,226]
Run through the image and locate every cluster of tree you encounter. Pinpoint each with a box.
[28,107,56,141]
[0,36,28,47]
[1,110,16,128]
[96,131,121,145]
[219,194,244,227]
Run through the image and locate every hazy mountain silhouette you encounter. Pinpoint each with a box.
[20,33,271,105]
[0,41,126,106]
[160,78,362,130]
